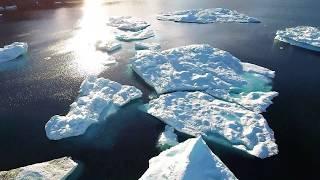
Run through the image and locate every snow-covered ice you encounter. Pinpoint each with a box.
[96,40,121,52]
[157,125,178,150]
[107,16,150,31]
[147,91,278,158]
[0,42,28,63]
[275,26,320,52]
[157,8,260,24]
[135,42,161,51]
[139,137,237,180]
[115,28,155,41]
[131,44,277,113]
[0,157,77,180]
[45,76,142,140]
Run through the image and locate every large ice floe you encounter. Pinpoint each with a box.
[45,76,142,140]
[130,44,278,113]
[107,16,150,31]
[0,157,77,180]
[157,8,260,24]
[275,26,320,52]
[0,42,28,63]
[157,125,178,150]
[147,91,278,159]
[139,137,237,180]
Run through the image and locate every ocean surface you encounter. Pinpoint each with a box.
[0,0,319,179]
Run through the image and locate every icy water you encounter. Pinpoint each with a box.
[0,0,319,179]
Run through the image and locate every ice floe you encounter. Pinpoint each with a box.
[115,28,155,41]
[0,157,77,180]
[107,16,150,31]
[96,40,121,52]
[131,44,277,112]
[0,42,28,63]
[157,8,260,24]
[275,26,320,52]
[157,125,178,150]
[135,42,161,51]
[139,137,237,180]
[147,91,278,158]
[45,76,142,140]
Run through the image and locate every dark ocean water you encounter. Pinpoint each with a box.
[0,0,319,179]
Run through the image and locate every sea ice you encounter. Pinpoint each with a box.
[0,157,77,180]
[275,26,320,52]
[135,42,161,51]
[96,40,121,52]
[147,91,278,158]
[45,76,142,140]
[157,125,178,150]
[157,8,260,24]
[107,16,150,31]
[0,42,28,63]
[139,137,237,180]
[115,28,155,41]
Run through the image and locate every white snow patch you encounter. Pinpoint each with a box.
[107,16,150,31]
[135,42,161,51]
[275,26,320,52]
[157,125,178,150]
[157,8,260,24]
[115,28,155,41]
[139,137,237,180]
[0,42,28,63]
[45,76,143,140]
[0,157,77,180]
[147,91,278,158]
[96,40,121,52]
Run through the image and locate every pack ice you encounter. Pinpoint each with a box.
[157,8,260,24]
[130,44,277,113]
[107,16,150,31]
[139,137,237,180]
[45,76,142,140]
[157,125,178,150]
[147,91,278,159]
[275,26,320,52]
[0,42,28,63]
[0,157,77,180]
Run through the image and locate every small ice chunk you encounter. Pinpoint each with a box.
[147,91,278,158]
[45,76,143,140]
[139,137,237,180]
[275,26,320,52]
[115,28,155,41]
[96,40,121,52]
[157,125,178,150]
[0,42,28,63]
[107,16,150,31]
[0,157,77,180]
[157,8,260,24]
[135,42,161,51]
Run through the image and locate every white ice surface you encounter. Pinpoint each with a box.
[0,157,77,180]
[135,42,161,51]
[157,125,178,150]
[45,76,142,140]
[275,26,320,52]
[147,91,278,158]
[107,16,150,31]
[0,42,28,63]
[96,40,121,52]
[157,8,260,24]
[241,62,275,78]
[139,137,237,180]
[115,28,155,41]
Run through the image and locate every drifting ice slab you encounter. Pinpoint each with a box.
[45,76,142,140]
[275,26,320,52]
[0,42,28,63]
[135,42,161,51]
[157,8,260,24]
[157,125,178,150]
[107,16,150,31]
[96,40,121,52]
[0,157,77,180]
[147,91,278,158]
[139,137,237,180]
[115,28,155,41]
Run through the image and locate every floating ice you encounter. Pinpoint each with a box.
[157,125,178,150]
[0,157,77,180]
[0,42,28,63]
[135,42,161,51]
[275,26,320,52]
[115,28,155,41]
[130,44,277,112]
[107,16,150,31]
[45,76,142,140]
[96,40,121,52]
[139,137,237,180]
[157,8,260,24]
[147,91,278,158]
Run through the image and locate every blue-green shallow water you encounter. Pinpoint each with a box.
[0,0,320,179]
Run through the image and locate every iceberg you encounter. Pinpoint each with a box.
[275,26,320,52]
[107,16,150,31]
[0,42,28,63]
[0,157,77,180]
[147,91,278,158]
[157,8,260,24]
[135,42,161,51]
[45,76,142,140]
[130,44,277,113]
[96,40,121,52]
[139,137,237,180]
[157,125,178,150]
[115,28,155,41]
